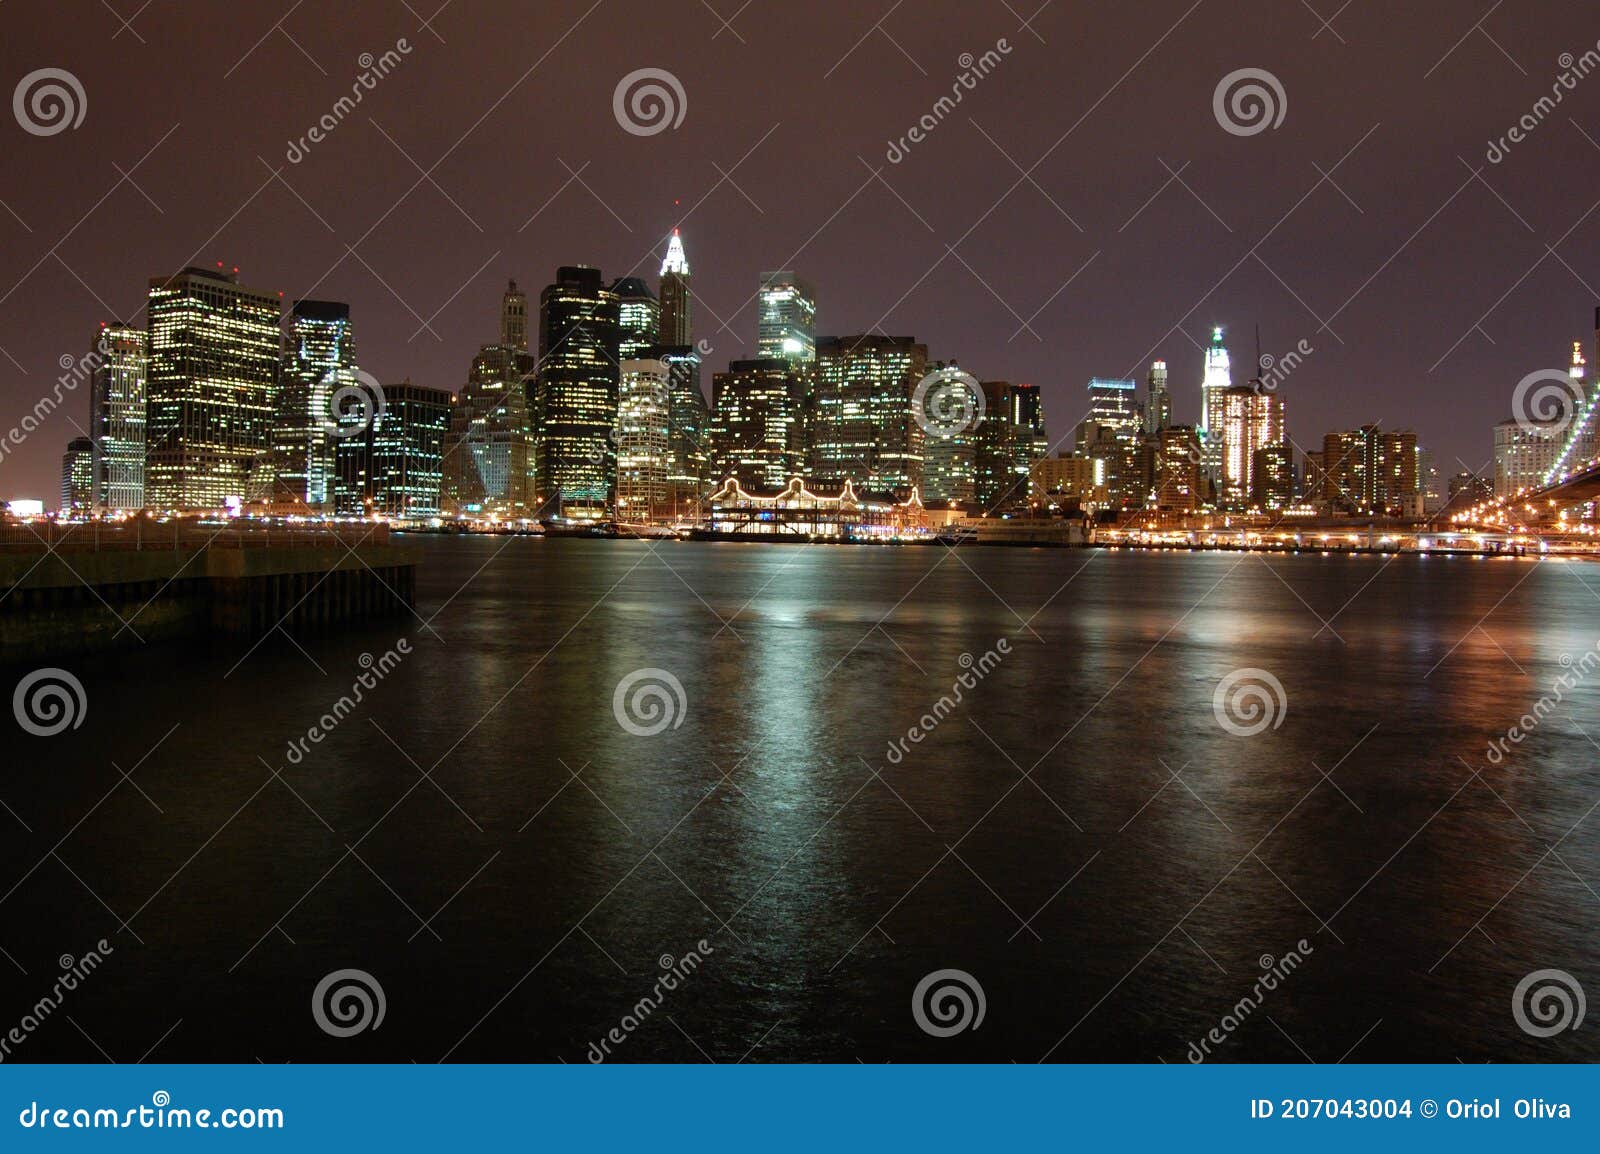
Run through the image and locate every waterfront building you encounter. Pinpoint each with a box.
[654,344,711,515]
[1029,454,1106,508]
[757,270,817,364]
[812,335,927,496]
[275,299,355,513]
[145,266,280,509]
[705,475,929,540]
[335,382,451,518]
[709,357,804,489]
[535,266,620,516]
[616,358,672,518]
[1446,470,1494,513]
[88,322,147,512]
[61,436,94,513]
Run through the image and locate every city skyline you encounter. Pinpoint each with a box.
[5,3,1600,501]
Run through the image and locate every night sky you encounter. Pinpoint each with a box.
[2,0,1598,498]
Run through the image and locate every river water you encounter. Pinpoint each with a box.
[4,539,1598,1063]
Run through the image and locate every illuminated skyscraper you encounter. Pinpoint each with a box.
[616,358,672,518]
[61,437,94,513]
[336,382,451,518]
[443,344,535,520]
[501,280,528,353]
[274,299,355,513]
[709,357,804,488]
[535,266,620,515]
[976,380,1040,510]
[1324,426,1419,512]
[1080,377,1143,505]
[1153,425,1201,510]
[1145,360,1171,435]
[757,270,817,363]
[145,266,280,509]
[1218,384,1284,508]
[88,322,147,511]
[649,345,710,515]
[611,277,661,360]
[1198,327,1231,487]
[812,335,927,495]
[658,230,692,347]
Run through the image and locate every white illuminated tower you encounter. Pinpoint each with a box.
[658,229,692,347]
[1198,327,1231,489]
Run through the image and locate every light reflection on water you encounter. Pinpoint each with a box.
[4,539,1597,1062]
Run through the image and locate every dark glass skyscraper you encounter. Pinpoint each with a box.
[61,436,94,513]
[145,266,280,509]
[88,322,147,512]
[275,299,355,513]
[535,266,620,515]
[336,381,452,518]
[757,270,817,363]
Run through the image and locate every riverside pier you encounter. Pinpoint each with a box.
[0,522,418,664]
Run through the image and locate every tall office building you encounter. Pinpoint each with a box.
[921,362,977,505]
[709,357,804,489]
[501,280,528,352]
[443,344,535,520]
[611,277,661,360]
[1145,360,1171,435]
[274,299,355,513]
[658,229,692,347]
[61,437,94,513]
[1198,327,1231,488]
[536,266,620,515]
[336,382,451,518]
[1081,377,1144,506]
[757,270,818,363]
[145,266,280,509]
[615,358,673,518]
[1218,384,1285,508]
[812,335,928,495]
[977,380,1040,510]
[88,322,147,511]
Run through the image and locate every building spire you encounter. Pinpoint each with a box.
[661,228,690,277]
